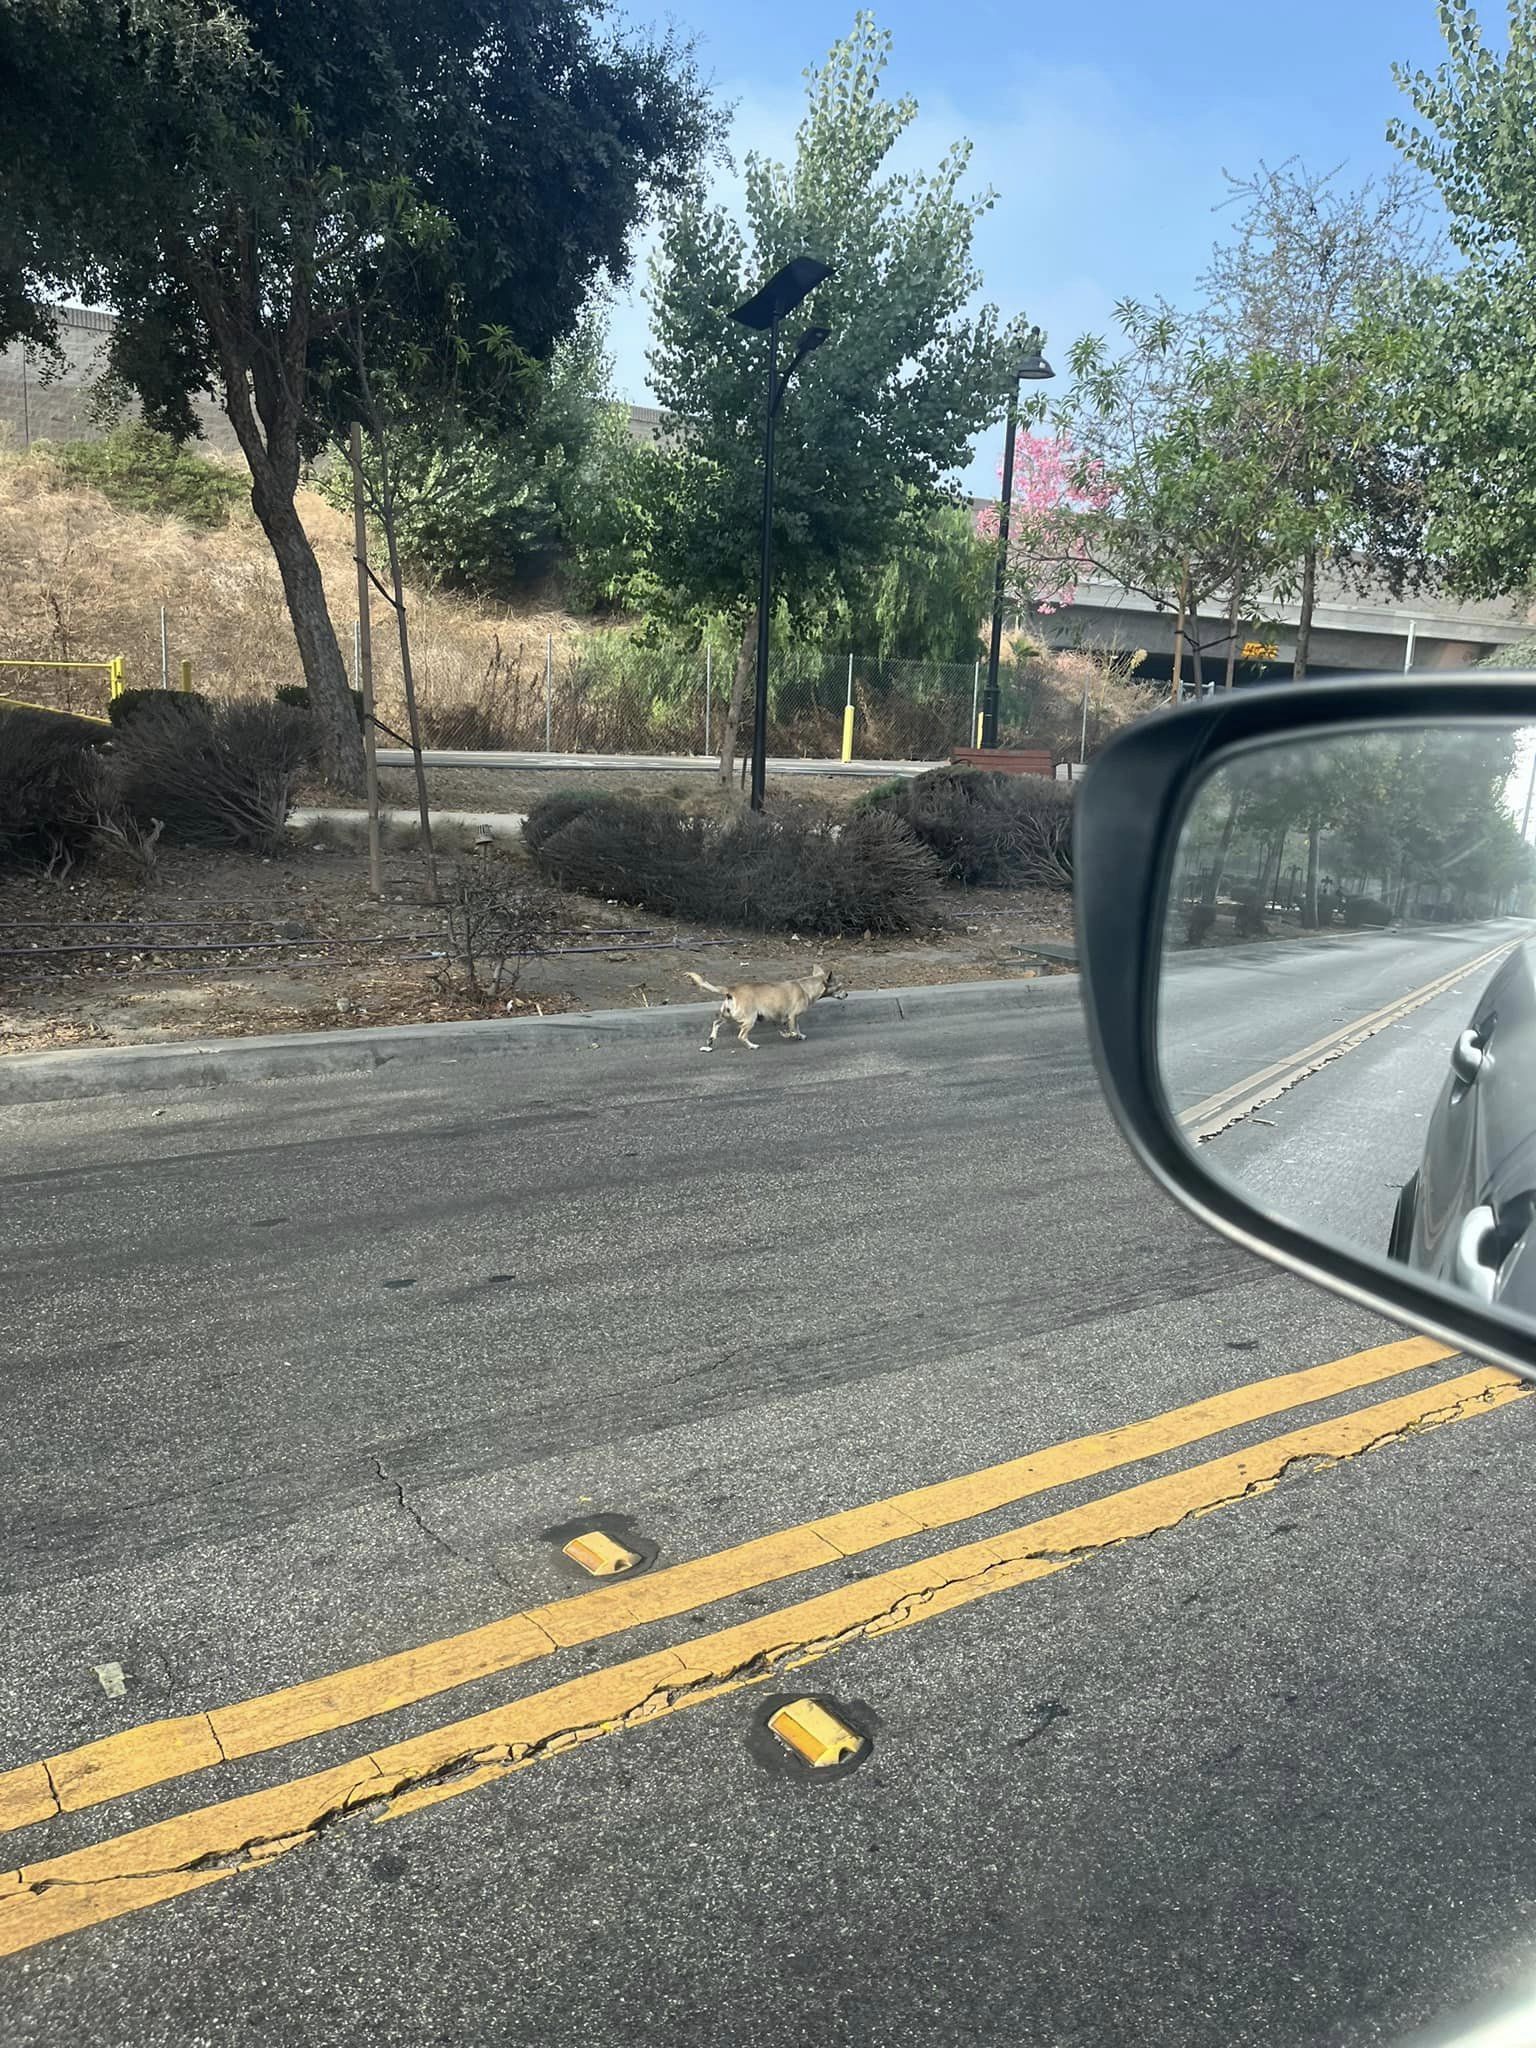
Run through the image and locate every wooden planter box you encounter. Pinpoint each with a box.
[947,747,1055,778]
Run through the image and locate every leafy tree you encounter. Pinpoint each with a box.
[1199,159,1439,676]
[0,0,715,788]
[1381,0,1536,600]
[839,499,996,663]
[320,309,623,598]
[1055,303,1301,699]
[638,12,1019,781]
[974,430,1109,621]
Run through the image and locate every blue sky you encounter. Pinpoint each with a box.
[606,0,1461,493]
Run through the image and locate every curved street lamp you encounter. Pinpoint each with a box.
[981,326,1056,751]
[732,258,833,811]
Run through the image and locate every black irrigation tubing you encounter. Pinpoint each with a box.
[9,935,741,983]
[0,925,672,960]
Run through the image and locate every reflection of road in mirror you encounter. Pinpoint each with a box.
[1158,720,1536,1317]
[1160,921,1529,1256]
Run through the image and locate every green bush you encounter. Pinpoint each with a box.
[524,793,938,934]
[861,765,1073,888]
[1343,896,1393,929]
[107,687,211,727]
[48,424,246,529]
[111,700,309,852]
[0,706,110,870]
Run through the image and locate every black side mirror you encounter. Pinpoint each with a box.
[1074,671,1536,1385]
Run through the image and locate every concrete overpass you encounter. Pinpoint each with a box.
[1034,567,1533,680]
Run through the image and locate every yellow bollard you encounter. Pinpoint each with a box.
[840,702,855,765]
[180,658,193,693]
[108,656,125,700]
[975,711,985,748]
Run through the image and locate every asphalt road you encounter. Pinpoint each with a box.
[1162,917,1532,1259]
[4,957,1536,2047]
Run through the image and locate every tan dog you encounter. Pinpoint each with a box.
[687,966,834,1051]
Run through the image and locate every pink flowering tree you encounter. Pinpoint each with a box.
[975,429,1110,617]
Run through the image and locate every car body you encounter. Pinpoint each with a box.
[1389,940,1536,1317]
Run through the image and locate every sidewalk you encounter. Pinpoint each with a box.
[376,749,940,779]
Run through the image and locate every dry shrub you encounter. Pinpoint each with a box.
[525,793,938,934]
[111,699,309,852]
[1002,649,1158,760]
[442,854,560,994]
[862,766,1074,889]
[0,706,110,871]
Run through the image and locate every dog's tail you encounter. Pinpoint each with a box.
[685,970,728,996]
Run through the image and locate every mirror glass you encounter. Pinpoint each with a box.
[1159,721,1536,1323]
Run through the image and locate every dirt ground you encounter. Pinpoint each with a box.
[0,769,1075,1058]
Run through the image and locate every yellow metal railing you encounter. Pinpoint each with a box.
[0,656,131,724]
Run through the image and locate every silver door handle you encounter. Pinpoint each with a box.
[1451,1028,1488,1085]
[1453,1205,1500,1301]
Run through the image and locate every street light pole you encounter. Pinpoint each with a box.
[750,312,780,814]
[981,328,1055,751]
[732,256,833,812]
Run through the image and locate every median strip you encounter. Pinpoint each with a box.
[1178,940,1516,1142]
[0,1334,1455,1839]
[0,1361,1521,1961]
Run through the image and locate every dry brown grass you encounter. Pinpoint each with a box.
[0,447,588,726]
[0,446,1158,761]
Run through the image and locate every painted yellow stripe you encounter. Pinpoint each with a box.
[0,1335,1456,1839]
[0,1327,1458,1843]
[1,1361,1521,1961]
[1178,941,1515,1142]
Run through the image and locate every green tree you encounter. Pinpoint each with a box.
[639,12,1018,782]
[1199,159,1439,675]
[1381,0,1536,600]
[0,0,714,788]
[322,308,624,599]
[1056,303,1303,699]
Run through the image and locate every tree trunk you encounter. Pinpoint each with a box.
[1187,628,1205,701]
[373,427,440,903]
[1293,545,1318,683]
[1303,813,1321,927]
[718,611,758,788]
[249,482,364,793]
[1223,583,1242,691]
[1201,796,1242,907]
[1170,565,1189,703]
[1266,828,1289,910]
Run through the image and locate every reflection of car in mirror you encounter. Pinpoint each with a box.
[1389,940,1536,1312]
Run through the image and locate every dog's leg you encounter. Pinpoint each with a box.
[702,1003,728,1052]
[738,1009,760,1049]
[781,1001,807,1040]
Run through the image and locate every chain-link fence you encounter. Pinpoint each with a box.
[2,607,1055,763]
[407,637,1049,761]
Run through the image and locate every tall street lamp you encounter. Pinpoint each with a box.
[732,256,833,811]
[981,328,1056,751]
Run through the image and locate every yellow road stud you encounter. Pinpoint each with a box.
[562,1530,642,1577]
[767,1698,864,1768]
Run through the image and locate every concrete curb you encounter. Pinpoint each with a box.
[0,974,1083,1105]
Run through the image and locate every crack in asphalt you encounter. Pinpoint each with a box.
[8,1380,1509,1910]
[371,1456,517,1594]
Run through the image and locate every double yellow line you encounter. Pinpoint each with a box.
[1177,939,1516,1143]
[1,1337,1525,1959]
